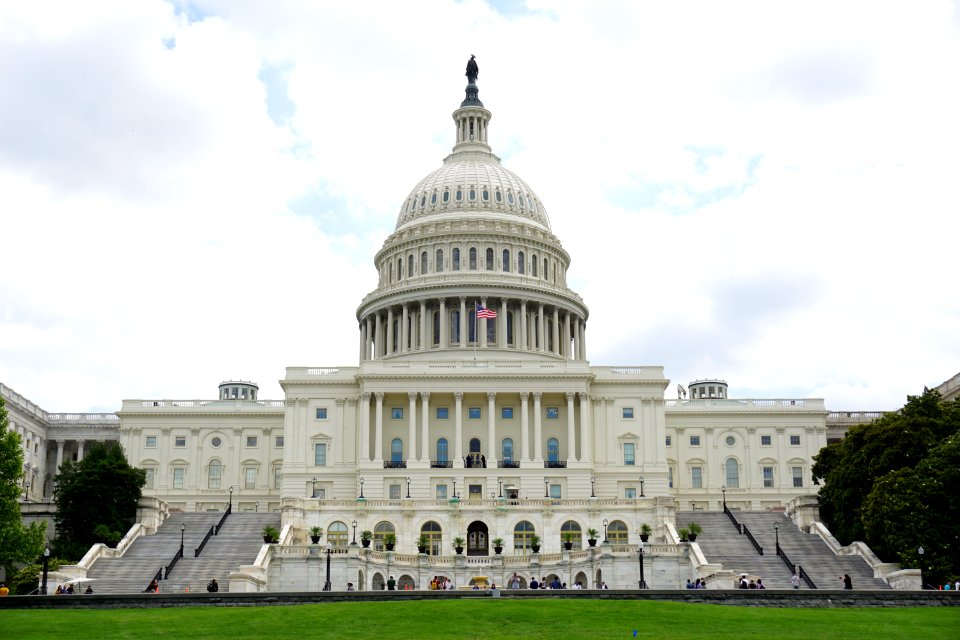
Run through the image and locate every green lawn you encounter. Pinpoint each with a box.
[3,600,958,639]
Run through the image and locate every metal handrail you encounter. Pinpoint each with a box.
[164,546,183,579]
[741,525,763,555]
[215,504,231,535]
[775,541,794,573]
[195,526,215,557]
[799,565,817,589]
[723,503,741,531]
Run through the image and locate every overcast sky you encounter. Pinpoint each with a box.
[1,1,958,413]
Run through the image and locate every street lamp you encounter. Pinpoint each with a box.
[311,476,317,498]
[323,542,332,591]
[638,540,648,589]
[406,477,411,499]
[497,476,503,498]
[452,477,457,499]
[721,484,726,508]
[41,547,50,595]
[603,518,609,543]
[918,546,925,589]
[359,477,365,499]
[180,523,185,556]
[255,501,259,513]
[774,521,780,552]
[639,475,645,498]
[351,520,358,545]
[22,480,30,500]
[590,476,596,498]
[544,477,549,498]
[228,485,234,512]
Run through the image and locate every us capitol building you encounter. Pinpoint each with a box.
[6,63,837,590]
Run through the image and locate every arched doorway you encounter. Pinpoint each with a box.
[372,572,385,591]
[467,520,489,556]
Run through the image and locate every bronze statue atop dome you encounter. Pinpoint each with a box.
[466,55,478,84]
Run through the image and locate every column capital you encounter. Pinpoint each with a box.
[374,392,384,401]
[578,392,591,402]
[335,397,347,406]
[361,391,372,401]
[408,392,418,401]
[533,391,542,401]
[56,439,65,446]
[454,391,464,401]
[487,391,497,401]
[520,391,530,401]
[438,297,446,304]
[565,391,576,402]
[421,391,431,400]
[460,296,467,303]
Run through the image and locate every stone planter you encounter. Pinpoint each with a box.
[587,539,597,547]
[310,535,321,544]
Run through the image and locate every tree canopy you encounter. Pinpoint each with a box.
[812,388,960,585]
[0,396,47,577]
[53,441,145,559]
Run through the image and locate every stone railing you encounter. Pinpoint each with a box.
[665,398,825,410]
[123,399,285,409]
[811,521,904,583]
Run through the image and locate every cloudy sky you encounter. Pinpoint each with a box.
[1,1,958,413]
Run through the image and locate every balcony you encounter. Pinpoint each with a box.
[544,461,567,469]
[430,461,452,468]
[383,461,407,469]
[497,460,520,468]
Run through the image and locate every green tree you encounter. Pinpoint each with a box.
[53,441,145,558]
[0,396,47,577]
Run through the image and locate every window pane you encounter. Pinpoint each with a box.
[501,438,514,462]
[725,458,739,488]
[763,466,774,488]
[245,467,256,489]
[624,442,635,466]
[692,467,702,488]
[173,468,184,489]
[792,466,803,488]
[316,408,328,419]
[622,407,634,419]
[315,443,327,466]
[208,460,221,489]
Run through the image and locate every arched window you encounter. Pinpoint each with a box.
[560,520,583,551]
[482,188,489,201]
[452,248,460,270]
[513,520,536,553]
[450,310,460,344]
[391,438,403,463]
[506,311,514,345]
[421,251,428,274]
[502,249,510,272]
[456,188,463,201]
[420,521,442,556]
[487,313,496,343]
[532,254,538,277]
[207,459,221,489]
[420,195,426,207]
[328,521,349,548]
[607,520,629,544]
[436,249,444,273]
[468,307,477,343]
[408,254,414,276]
[373,521,395,551]
[485,248,494,271]
[469,188,476,201]
[436,438,448,465]
[389,262,393,284]
[518,251,525,274]
[501,438,514,463]
[725,458,740,489]
[433,310,440,345]
[430,191,437,205]
[442,189,450,203]
[495,189,502,203]
[547,438,560,464]
[507,190,515,204]
[469,438,481,454]
[397,257,403,281]
[519,194,526,208]
[469,248,477,270]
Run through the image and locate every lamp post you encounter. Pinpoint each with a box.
[406,477,411,499]
[22,480,30,500]
[544,477,549,498]
[359,477,365,499]
[228,485,234,513]
[180,523,185,557]
[311,476,317,498]
[255,501,259,513]
[639,475,645,498]
[351,520,358,545]
[918,546,925,589]
[774,521,780,553]
[323,543,332,591]
[721,484,726,508]
[41,546,50,595]
[497,476,503,498]
[590,476,596,498]
[637,540,648,589]
[452,477,457,499]
[603,518,609,543]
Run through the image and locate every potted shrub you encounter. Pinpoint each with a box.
[492,537,504,554]
[417,534,429,554]
[384,532,396,551]
[587,528,599,547]
[639,523,652,542]
[453,536,465,554]
[687,522,703,542]
[677,527,690,543]
[562,531,574,551]
[529,534,541,554]
[309,526,323,544]
[262,525,280,544]
[360,530,373,548]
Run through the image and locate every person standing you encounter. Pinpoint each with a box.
[791,573,801,589]
[386,575,396,591]
[842,574,853,590]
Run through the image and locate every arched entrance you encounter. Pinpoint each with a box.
[467,520,488,556]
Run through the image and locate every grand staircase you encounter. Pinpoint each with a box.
[677,511,890,589]
[85,512,280,594]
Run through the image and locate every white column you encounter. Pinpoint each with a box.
[520,392,530,462]
[487,391,497,464]
[454,391,464,468]
[480,297,488,348]
[402,304,409,352]
[55,440,65,472]
[374,392,384,463]
[439,297,447,348]
[533,391,543,462]
[552,308,560,355]
[566,392,577,463]
[420,392,431,461]
[366,316,374,359]
[336,399,346,464]
[581,393,593,463]
[537,303,545,352]
[407,392,418,465]
[500,297,509,348]
[459,297,467,348]
[386,308,394,355]
[520,300,528,351]
[582,318,587,359]
[419,300,427,350]
[77,439,85,462]
[360,393,371,462]
[563,312,571,358]
[359,320,366,362]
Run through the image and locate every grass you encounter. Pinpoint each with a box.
[2,599,958,639]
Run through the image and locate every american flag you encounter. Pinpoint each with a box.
[476,305,497,319]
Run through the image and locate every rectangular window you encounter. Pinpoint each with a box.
[763,466,774,488]
[625,487,637,499]
[275,436,284,447]
[173,467,184,489]
[246,436,258,447]
[144,468,155,489]
[761,435,772,446]
[691,467,703,488]
[790,435,801,446]
[314,488,326,499]
[546,407,559,419]
[550,484,562,499]
[469,484,482,500]
[436,484,448,499]
[501,407,514,419]
[622,407,634,419]
[436,407,449,419]
[316,408,328,420]
[391,407,403,420]
[244,467,256,489]
[389,484,401,499]
[623,442,636,466]
[792,466,803,488]
[668,466,674,489]
[145,436,157,448]
[314,443,327,466]
[274,467,282,489]
[690,435,701,446]
[174,436,186,447]
[665,435,672,446]
[468,407,481,419]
